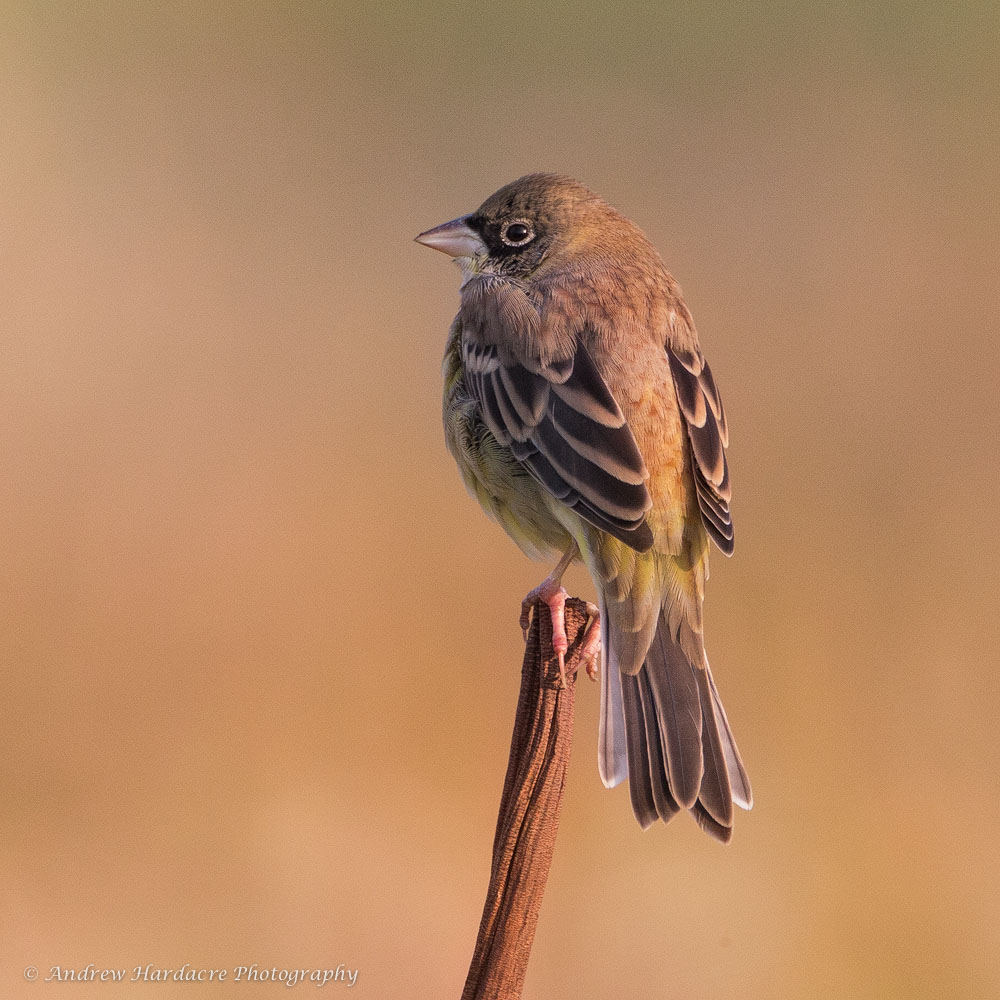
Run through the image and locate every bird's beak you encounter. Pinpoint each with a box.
[414,215,486,258]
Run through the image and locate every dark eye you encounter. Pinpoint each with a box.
[500,220,534,247]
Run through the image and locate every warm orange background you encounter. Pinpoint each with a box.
[2,4,998,998]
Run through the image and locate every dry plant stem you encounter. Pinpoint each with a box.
[461,597,588,1000]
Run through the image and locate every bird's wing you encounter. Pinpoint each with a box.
[462,303,653,551]
[667,345,734,555]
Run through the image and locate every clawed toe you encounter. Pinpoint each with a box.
[519,583,602,688]
[519,576,570,684]
[580,601,602,681]
[519,600,535,642]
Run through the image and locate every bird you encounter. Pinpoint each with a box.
[415,173,751,842]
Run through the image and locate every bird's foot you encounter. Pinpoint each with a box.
[520,582,602,687]
[520,577,569,685]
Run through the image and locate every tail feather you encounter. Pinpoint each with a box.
[695,665,734,828]
[620,674,658,829]
[707,669,753,810]
[597,595,628,788]
[691,800,734,844]
[644,617,703,809]
[600,599,752,839]
[638,668,681,823]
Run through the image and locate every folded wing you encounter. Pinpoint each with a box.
[463,333,654,551]
[667,346,734,555]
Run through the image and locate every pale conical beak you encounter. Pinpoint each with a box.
[414,215,486,258]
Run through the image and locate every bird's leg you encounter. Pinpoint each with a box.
[519,543,601,687]
[519,544,577,647]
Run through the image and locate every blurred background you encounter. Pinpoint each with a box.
[2,2,998,997]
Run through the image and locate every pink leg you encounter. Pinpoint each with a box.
[519,544,602,687]
[521,576,570,683]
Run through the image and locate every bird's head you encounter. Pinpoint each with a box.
[415,173,629,282]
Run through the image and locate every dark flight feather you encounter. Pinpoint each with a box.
[668,347,735,554]
[621,673,659,830]
[643,612,703,809]
[695,481,735,547]
[498,364,548,427]
[550,394,647,484]
[462,331,654,551]
[690,800,734,844]
[695,666,734,829]
[638,667,682,822]
[706,668,752,809]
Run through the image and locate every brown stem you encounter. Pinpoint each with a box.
[461,597,589,1000]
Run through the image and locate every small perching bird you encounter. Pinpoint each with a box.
[415,174,751,842]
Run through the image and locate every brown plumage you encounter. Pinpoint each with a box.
[417,174,751,841]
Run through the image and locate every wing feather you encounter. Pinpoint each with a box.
[528,419,650,522]
[498,364,548,427]
[550,394,647,485]
[463,327,654,551]
[668,347,735,555]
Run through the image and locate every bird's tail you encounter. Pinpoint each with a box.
[598,598,752,842]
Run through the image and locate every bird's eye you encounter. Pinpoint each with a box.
[500,220,534,247]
